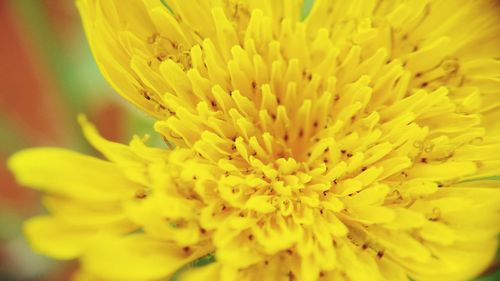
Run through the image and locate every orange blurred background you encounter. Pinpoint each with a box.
[0,1,158,279]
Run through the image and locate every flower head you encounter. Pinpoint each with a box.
[8,0,500,281]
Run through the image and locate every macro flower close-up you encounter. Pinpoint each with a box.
[4,0,500,280]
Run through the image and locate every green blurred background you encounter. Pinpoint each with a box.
[0,0,498,280]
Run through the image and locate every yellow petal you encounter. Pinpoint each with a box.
[78,115,171,186]
[252,216,302,255]
[408,161,477,181]
[76,0,171,118]
[384,208,426,230]
[342,184,389,206]
[8,148,139,202]
[348,205,395,224]
[372,229,431,263]
[245,195,276,213]
[179,263,222,281]
[24,216,97,260]
[419,222,456,246]
[43,196,131,227]
[337,242,381,281]
[82,234,210,281]
[215,230,264,267]
[322,211,348,237]
[378,258,409,281]
[408,239,498,281]
[124,195,201,246]
[454,143,500,161]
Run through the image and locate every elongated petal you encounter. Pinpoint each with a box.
[82,234,211,281]
[24,216,97,259]
[179,263,222,281]
[8,148,140,201]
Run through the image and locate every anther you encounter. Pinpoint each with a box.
[156,53,167,61]
[429,207,441,221]
[413,141,423,149]
[140,89,151,100]
[135,189,149,199]
[424,143,434,153]
[147,33,159,44]
[441,59,458,72]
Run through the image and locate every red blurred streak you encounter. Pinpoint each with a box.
[91,100,126,143]
[0,1,64,145]
[0,2,67,208]
[42,0,77,42]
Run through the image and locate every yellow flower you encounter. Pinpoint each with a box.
[8,0,500,280]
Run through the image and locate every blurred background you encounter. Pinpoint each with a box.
[0,0,159,280]
[0,0,498,281]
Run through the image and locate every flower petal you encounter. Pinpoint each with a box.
[24,216,97,259]
[8,148,140,201]
[179,263,222,281]
[82,234,211,281]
